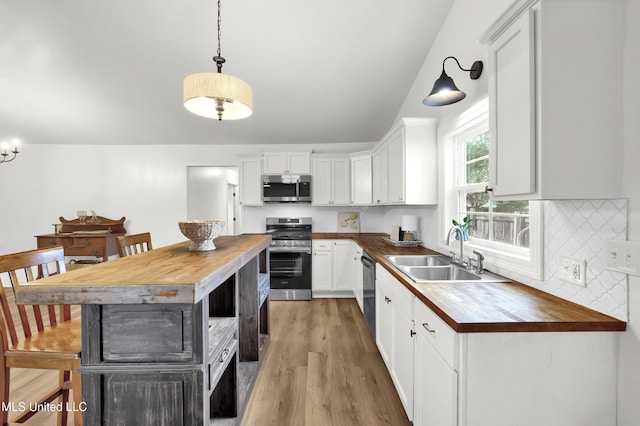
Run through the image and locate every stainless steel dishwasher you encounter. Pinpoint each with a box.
[361,250,376,339]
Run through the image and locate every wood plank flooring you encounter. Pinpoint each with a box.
[241,299,411,426]
[6,297,409,425]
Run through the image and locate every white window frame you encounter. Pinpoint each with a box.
[438,98,543,280]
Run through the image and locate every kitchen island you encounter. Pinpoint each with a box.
[16,234,271,426]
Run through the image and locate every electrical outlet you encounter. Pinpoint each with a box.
[606,240,640,277]
[559,256,587,286]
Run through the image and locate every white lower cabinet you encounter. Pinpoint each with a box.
[376,265,414,420]
[376,264,619,426]
[312,240,355,298]
[414,295,458,426]
[353,243,364,312]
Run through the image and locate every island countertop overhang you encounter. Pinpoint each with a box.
[16,234,271,305]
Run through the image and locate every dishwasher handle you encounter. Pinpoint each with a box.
[360,253,376,269]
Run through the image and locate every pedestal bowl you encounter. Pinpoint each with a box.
[178,220,226,252]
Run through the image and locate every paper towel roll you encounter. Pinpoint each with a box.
[401,215,419,232]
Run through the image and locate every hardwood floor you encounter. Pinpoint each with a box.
[242,299,411,426]
[5,297,408,425]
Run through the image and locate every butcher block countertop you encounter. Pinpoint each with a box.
[16,234,271,305]
[314,233,626,333]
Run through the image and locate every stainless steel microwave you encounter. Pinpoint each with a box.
[263,175,312,203]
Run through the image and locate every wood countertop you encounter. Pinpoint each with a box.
[314,233,626,333]
[16,234,271,306]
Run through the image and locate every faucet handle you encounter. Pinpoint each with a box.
[472,250,485,273]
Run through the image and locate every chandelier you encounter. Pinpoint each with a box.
[183,0,253,121]
[0,139,19,165]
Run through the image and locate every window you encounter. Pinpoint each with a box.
[441,99,542,279]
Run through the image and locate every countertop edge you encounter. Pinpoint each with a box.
[313,233,627,333]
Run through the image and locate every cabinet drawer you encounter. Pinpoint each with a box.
[313,240,332,250]
[208,333,237,391]
[415,301,457,368]
[37,237,71,248]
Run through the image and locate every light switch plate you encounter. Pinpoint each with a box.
[559,256,587,286]
[606,240,640,277]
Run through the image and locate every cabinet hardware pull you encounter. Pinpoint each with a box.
[83,239,91,246]
[484,185,493,193]
[422,322,436,333]
[385,296,391,304]
[410,330,416,337]
[49,239,57,245]
[219,348,230,363]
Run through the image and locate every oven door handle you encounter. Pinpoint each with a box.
[269,247,312,254]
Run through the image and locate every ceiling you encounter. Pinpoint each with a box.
[0,0,452,146]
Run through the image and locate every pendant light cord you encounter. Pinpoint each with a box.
[213,0,225,73]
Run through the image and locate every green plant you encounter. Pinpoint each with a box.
[452,216,473,232]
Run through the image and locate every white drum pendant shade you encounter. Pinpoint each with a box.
[183,72,253,120]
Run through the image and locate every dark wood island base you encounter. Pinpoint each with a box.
[16,234,272,425]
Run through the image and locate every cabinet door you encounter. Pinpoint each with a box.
[387,129,405,203]
[351,154,372,204]
[263,152,288,174]
[391,288,414,420]
[312,249,332,291]
[375,275,392,368]
[372,144,388,204]
[331,158,351,205]
[488,9,535,197]
[353,244,364,312]
[332,240,354,292]
[287,152,311,174]
[414,332,457,426]
[239,156,263,206]
[312,158,332,205]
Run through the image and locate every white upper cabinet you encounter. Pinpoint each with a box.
[481,0,622,199]
[238,154,263,206]
[312,155,351,205]
[263,151,311,174]
[350,153,372,205]
[372,142,389,204]
[373,118,438,205]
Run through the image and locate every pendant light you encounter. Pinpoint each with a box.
[423,56,483,107]
[183,0,253,120]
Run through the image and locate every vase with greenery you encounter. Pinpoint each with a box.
[452,216,472,241]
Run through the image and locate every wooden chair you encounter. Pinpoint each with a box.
[116,232,153,257]
[0,246,82,426]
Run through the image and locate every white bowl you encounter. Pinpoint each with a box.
[178,220,226,252]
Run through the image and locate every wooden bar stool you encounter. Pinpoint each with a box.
[115,232,153,257]
[0,246,82,426]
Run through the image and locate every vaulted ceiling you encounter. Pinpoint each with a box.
[0,0,452,146]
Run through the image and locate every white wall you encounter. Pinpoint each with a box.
[0,142,374,254]
[619,0,640,424]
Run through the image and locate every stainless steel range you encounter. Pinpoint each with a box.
[266,217,312,300]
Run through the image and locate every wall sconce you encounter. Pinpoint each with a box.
[423,56,483,107]
[0,139,20,165]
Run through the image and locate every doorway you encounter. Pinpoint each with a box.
[186,166,239,235]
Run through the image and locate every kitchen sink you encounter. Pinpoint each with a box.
[402,265,481,281]
[385,255,510,283]
[384,254,450,267]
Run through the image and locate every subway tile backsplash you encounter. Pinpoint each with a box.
[243,199,628,321]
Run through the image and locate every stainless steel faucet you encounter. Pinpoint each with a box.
[446,225,466,267]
